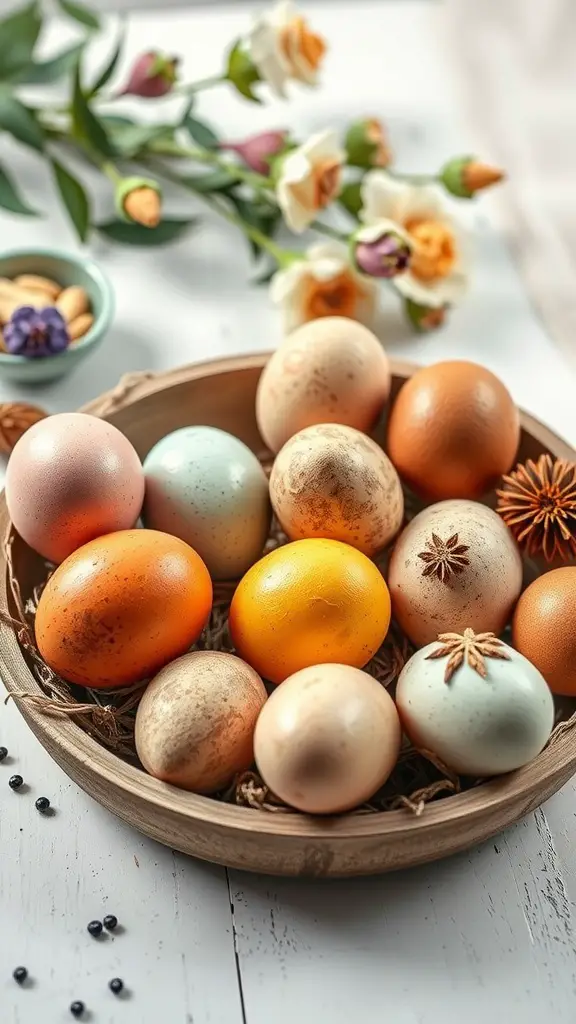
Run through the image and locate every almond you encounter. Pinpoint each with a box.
[0,402,48,454]
[14,274,62,300]
[56,286,90,323]
[68,312,94,342]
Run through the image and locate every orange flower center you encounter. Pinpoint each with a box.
[302,271,361,322]
[406,219,456,281]
[280,16,326,72]
[365,119,392,168]
[313,159,342,208]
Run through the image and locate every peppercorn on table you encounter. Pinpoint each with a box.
[2,2,576,1023]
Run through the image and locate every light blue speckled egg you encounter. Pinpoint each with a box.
[143,426,271,580]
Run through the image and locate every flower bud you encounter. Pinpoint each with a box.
[119,52,179,99]
[404,298,448,333]
[345,118,392,169]
[440,156,505,198]
[352,222,411,279]
[220,130,287,175]
[115,176,162,228]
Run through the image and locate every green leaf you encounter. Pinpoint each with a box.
[96,218,197,246]
[339,180,363,218]
[108,122,173,159]
[183,169,239,193]
[51,158,90,242]
[0,161,38,216]
[229,194,280,259]
[21,42,83,85]
[71,61,114,157]
[183,114,218,150]
[89,26,124,95]
[0,1,42,83]
[0,90,44,151]
[226,39,261,103]
[57,0,99,31]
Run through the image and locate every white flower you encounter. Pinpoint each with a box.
[360,170,469,307]
[276,129,345,234]
[248,0,326,98]
[270,241,378,333]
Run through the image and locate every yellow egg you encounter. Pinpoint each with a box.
[269,423,403,555]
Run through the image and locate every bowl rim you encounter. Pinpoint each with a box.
[1,353,576,852]
[0,247,114,365]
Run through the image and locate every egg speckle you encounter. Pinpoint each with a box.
[135,651,267,793]
[256,317,391,453]
[513,567,576,695]
[254,664,401,813]
[143,426,270,580]
[6,413,144,563]
[269,423,403,555]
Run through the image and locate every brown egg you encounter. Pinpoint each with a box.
[269,423,403,556]
[254,663,401,814]
[135,651,267,793]
[256,316,391,454]
[388,500,523,647]
[512,567,576,696]
[387,361,520,500]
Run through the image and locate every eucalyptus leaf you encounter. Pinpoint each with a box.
[21,42,83,85]
[0,161,38,216]
[183,169,239,193]
[0,1,42,83]
[89,26,124,95]
[57,0,99,31]
[71,62,114,157]
[51,158,90,242]
[183,115,218,150]
[96,218,197,246]
[0,91,44,151]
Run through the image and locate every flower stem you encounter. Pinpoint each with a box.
[388,170,438,186]
[179,73,227,95]
[101,160,122,184]
[310,219,349,243]
[145,139,273,191]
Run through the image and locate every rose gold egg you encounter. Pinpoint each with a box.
[387,500,522,647]
[6,412,144,563]
[269,423,403,555]
[135,651,267,793]
[254,663,401,814]
[256,317,391,454]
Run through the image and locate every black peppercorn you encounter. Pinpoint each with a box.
[103,914,118,931]
[0,746,7,761]
[109,977,124,995]
[70,1001,85,1018]
[87,920,103,937]
[13,966,27,984]
[9,774,23,790]
[35,796,50,813]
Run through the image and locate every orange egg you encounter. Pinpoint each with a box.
[35,529,212,689]
[229,538,391,684]
[512,567,576,696]
[387,361,520,500]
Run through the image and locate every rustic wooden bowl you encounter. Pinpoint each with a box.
[2,355,576,878]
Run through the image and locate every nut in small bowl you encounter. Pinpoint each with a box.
[0,249,114,384]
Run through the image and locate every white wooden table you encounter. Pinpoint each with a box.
[2,3,576,1022]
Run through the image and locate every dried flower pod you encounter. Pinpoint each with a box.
[0,402,48,454]
[116,176,162,228]
[440,155,505,198]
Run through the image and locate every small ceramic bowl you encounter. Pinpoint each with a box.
[0,249,114,384]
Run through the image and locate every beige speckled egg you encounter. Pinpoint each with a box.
[387,500,523,647]
[256,317,391,453]
[269,423,403,555]
[135,651,267,793]
[254,663,401,814]
[6,412,144,563]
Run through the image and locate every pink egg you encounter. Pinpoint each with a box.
[6,412,144,563]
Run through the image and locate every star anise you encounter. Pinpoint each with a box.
[496,453,576,562]
[417,532,470,583]
[426,628,511,683]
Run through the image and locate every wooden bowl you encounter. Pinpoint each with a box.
[2,355,576,878]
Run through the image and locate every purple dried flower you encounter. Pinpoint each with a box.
[4,306,70,359]
[354,230,411,279]
[119,52,179,99]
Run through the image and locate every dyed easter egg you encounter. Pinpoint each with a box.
[35,530,212,689]
[6,412,144,563]
[512,567,576,695]
[143,426,270,580]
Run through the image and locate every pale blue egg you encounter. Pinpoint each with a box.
[143,426,271,580]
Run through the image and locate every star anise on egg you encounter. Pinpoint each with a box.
[417,532,470,584]
[496,453,576,562]
[426,628,511,683]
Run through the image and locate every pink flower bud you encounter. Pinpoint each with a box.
[119,52,179,99]
[220,130,287,175]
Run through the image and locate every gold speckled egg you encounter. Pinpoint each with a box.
[387,500,523,647]
[269,423,403,555]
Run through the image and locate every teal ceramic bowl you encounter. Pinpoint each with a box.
[0,249,114,384]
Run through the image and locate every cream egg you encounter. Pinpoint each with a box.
[256,317,391,453]
[143,426,271,580]
[387,500,523,647]
[6,412,144,563]
[269,423,403,555]
[135,651,267,793]
[396,631,554,776]
[254,663,401,813]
